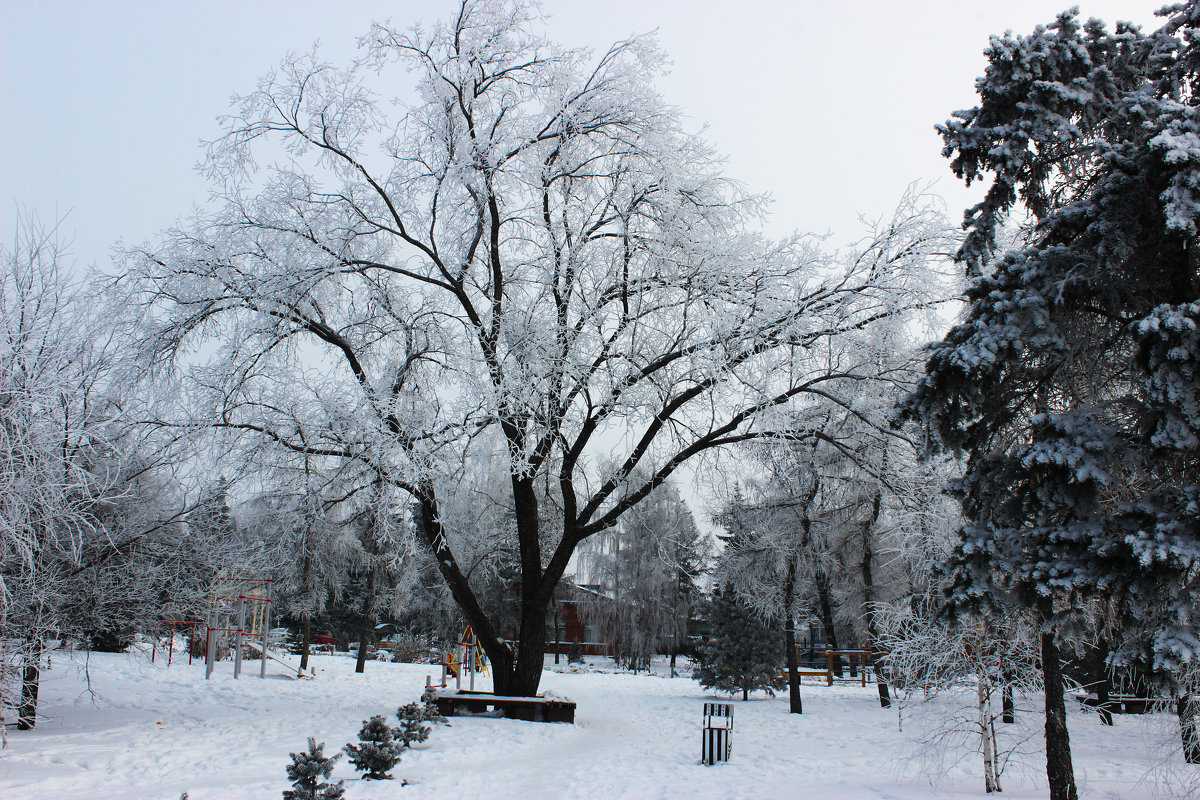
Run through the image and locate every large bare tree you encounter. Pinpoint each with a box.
[127,0,948,695]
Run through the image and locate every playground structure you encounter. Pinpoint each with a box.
[153,574,310,679]
[429,626,489,692]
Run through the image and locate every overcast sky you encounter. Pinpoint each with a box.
[1,0,1167,274]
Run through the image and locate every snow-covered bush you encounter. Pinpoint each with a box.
[383,633,441,665]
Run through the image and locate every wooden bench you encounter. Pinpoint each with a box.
[781,668,836,685]
[433,690,576,723]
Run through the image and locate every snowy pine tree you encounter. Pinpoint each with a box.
[282,738,344,800]
[343,715,404,780]
[901,6,1200,793]
[695,584,785,701]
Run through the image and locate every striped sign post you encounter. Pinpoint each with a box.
[701,702,733,765]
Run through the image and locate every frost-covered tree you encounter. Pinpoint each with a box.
[878,605,1042,794]
[243,462,354,672]
[0,216,205,731]
[901,6,1200,793]
[578,479,708,671]
[127,0,945,697]
[717,323,939,713]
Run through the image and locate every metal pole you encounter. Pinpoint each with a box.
[468,633,476,691]
[234,599,246,679]
[261,586,270,680]
[205,628,215,680]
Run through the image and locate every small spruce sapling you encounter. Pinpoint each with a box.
[282,738,345,800]
[419,687,449,723]
[395,716,431,748]
[344,715,404,780]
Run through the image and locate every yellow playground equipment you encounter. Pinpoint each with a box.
[438,625,489,690]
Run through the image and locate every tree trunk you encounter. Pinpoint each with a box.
[783,548,802,714]
[1039,607,1078,800]
[1179,694,1200,764]
[299,616,311,672]
[493,601,549,696]
[17,640,42,730]
[785,617,802,714]
[859,493,890,708]
[817,572,842,677]
[355,565,376,674]
[1093,647,1114,726]
[1002,683,1015,723]
[1096,681,1114,727]
[487,475,552,697]
[979,675,1000,793]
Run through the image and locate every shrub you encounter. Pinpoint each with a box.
[282,738,344,800]
[343,715,403,780]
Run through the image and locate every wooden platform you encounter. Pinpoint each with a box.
[433,690,576,723]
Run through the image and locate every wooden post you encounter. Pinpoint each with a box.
[825,649,834,686]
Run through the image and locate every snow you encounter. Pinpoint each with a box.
[1,649,1194,799]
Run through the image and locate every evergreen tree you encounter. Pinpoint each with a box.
[399,694,446,727]
[901,6,1200,794]
[694,584,785,701]
[394,717,431,749]
[282,738,344,800]
[419,686,449,723]
[343,715,404,780]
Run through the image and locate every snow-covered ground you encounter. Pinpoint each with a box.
[1,648,1196,799]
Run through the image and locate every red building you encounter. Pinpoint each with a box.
[546,585,612,656]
